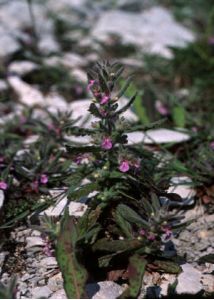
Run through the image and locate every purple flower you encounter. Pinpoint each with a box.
[162,226,172,240]
[40,174,48,184]
[0,181,8,190]
[210,141,214,150]
[101,137,113,150]
[139,229,146,236]
[100,95,110,105]
[74,154,90,165]
[87,80,95,91]
[31,180,39,192]
[0,156,4,163]
[208,36,214,45]
[147,233,156,241]
[119,160,130,173]
[155,100,169,116]
[99,108,107,117]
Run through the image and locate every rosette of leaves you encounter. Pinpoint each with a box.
[56,62,185,299]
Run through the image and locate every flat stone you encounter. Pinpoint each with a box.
[31,286,52,299]
[40,257,58,269]
[0,27,20,58]
[201,274,214,293]
[86,281,125,299]
[26,237,45,249]
[0,190,5,210]
[8,61,38,76]
[50,289,67,299]
[40,196,87,218]
[48,273,63,292]
[91,7,194,58]
[8,76,44,106]
[0,80,8,91]
[168,176,196,200]
[69,99,138,129]
[176,264,203,295]
[127,128,190,145]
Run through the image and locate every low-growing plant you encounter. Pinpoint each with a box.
[55,61,186,299]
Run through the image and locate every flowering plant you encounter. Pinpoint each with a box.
[56,62,185,299]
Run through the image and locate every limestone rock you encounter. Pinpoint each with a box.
[92,7,195,58]
[31,286,52,299]
[86,281,125,299]
[176,264,203,295]
[127,128,190,145]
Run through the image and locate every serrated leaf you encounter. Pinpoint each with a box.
[119,254,147,298]
[172,106,186,128]
[117,204,149,228]
[56,212,88,299]
[152,260,182,274]
[92,238,142,253]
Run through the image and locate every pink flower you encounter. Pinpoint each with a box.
[162,226,172,240]
[31,180,39,192]
[40,174,48,184]
[119,160,130,173]
[147,233,156,241]
[155,100,169,116]
[100,95,110,105]
[133,159,141,169]
[99,108,107,117]
[101,137,113,150]
[0,181,8,190]
[139,229,146,236]
[74,154,90,165]
[210,141,214,150]
[208,36,214,45]
[0,156,4,163]
[87,80,95,91]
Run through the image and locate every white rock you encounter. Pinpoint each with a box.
[68,202,88,217]
[50,289,67,299]
[0,190,5,210]
[48,273,63,292]
[201,274,214,293]
[8,61,38,76]
[86,281,125,299]
[40,193,87,217]
[0,80,8,91]
[0,27,20,58]
[62,53,87,69]
[69,98,138,128]
[47,0,87,11]
[127,128,190,145]
[39,35,60,54]
[26,237,45,249]
[8,76,44,106]
[92,7,195,58]
[71,68,88,83]
[160,274,176,297]
[40,257,58,268]
[31,286,52,299]
[176,264,203,295]
[168,176,196,199]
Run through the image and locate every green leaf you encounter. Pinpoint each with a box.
[56,211,88,299]
[67,182,98,201]
[133,94,150,125]
[92,238,143,253]
[117,204,149,228]
[172,106,186,128]
[119,254,147,298]
[0,276,17,299]
[152,260,182,274]
[115,206,133,238]
[198,254,214,264]
[114,92,137,116]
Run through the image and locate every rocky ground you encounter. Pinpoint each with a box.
[0,0,213,298]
